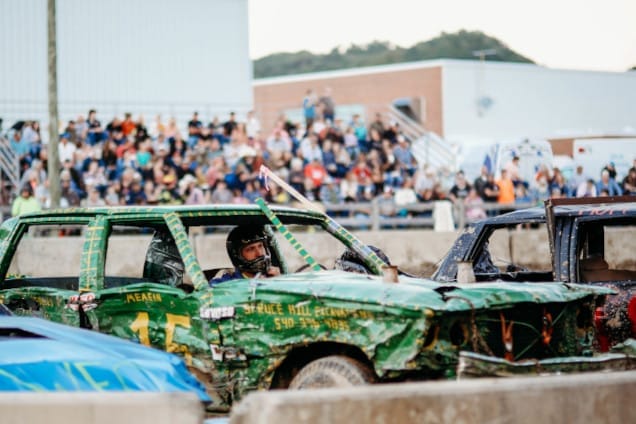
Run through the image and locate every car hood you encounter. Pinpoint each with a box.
[0,317,210,400]
[214,270,611,313]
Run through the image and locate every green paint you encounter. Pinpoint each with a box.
[0,204,614,411]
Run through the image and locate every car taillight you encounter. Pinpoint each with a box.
[594,306,610,352]
[628,297,636,337]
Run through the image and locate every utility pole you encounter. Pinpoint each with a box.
[47,0,60,208]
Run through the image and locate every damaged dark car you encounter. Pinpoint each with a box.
[434,196,636,351]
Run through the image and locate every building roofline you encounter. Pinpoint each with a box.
[253,59,449,86]
[253,58,635,86]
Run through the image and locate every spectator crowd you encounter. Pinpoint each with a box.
[4,89,636,225]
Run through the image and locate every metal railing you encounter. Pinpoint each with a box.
[0,136,19,201]
[325,200,536,231]
[386,105,455,171]
[323,202,435,230]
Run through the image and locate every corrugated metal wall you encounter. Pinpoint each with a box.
[0,0,251,135]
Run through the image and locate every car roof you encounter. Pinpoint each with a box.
[10,204,327,225]
[477,199,636,227]
[552,202,636,218]
[479,207,545,225]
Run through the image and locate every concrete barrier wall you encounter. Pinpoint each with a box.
[230,371,636,424]
[0,392,203,424]
[8,229,624,277]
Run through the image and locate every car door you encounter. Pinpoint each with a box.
[79,213,225,407]
[568,215,636,349]
[0,217,87,326]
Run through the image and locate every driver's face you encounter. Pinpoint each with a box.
[241,241,266,261]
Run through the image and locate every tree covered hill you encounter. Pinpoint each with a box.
[253,30,535,79]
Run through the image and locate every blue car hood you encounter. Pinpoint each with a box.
[0,317,210,402]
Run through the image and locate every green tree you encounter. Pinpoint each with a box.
[254,30,535,78]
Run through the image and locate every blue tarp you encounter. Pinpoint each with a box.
[0,317,210,402]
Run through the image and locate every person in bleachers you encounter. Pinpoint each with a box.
[448,171,471,204]
[622,168,636,195]
[576,179,598,198]
[596,169,622,196]
[496,169,516,205]
[11,109,619,229]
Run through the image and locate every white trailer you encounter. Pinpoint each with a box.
[573,138,636,180]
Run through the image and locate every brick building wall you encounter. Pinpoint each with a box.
[253,66,443,137]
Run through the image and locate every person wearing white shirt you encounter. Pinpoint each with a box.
[246,110,261,140]
[394,177,418,218]
[299,133,323,163]
[576,179,598,198]
[58,133,76,164]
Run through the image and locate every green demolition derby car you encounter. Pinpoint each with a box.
[0,204,610,411]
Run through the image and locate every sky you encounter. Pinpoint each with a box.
[249,0,636,72]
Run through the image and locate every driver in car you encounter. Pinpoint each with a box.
[209,225,281,286]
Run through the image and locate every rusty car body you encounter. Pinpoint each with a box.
[433,196,636,351]
[0,204,612,410]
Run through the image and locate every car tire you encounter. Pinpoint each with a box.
[288,355,375,389]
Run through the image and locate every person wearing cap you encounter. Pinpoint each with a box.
[12,184,41,216]
[125,175,147,205]
[209,225,280,286]
[180,174,206,205]
[158,172,183,204]
[603,162,617,180]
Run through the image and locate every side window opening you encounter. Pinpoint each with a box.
[272,224,335,271]
[6,223,87,290]
[104,224,186,288]
[192,224,288,280]
[578,223,636,282]
[190,225,235,281]
[143,230,185,287]
[473,224,552,282]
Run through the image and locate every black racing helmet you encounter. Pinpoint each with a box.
[226,225,272,275]
[335,245,390,274]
